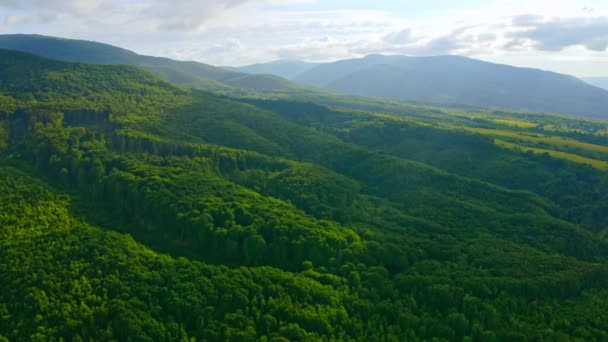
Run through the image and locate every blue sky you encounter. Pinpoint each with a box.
[0,0,607,77]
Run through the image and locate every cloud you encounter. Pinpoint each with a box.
[2,12,58,26]
[376,25,488,56]
[421,36,464,54]
[0,0,104,13]
[476,33,496,42]
[0,0,607,76]
[509,16,608,51]
[142,0,258,31]
[0,0,268,32]
[383,29,415,44]
[265,25,479,63]
[511,14,542,26]
[501,38,527,50]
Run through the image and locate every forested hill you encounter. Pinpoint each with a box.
[7,34,608,122]
[0,34,315,96]
[232,54,608,119]
[2,49,608,341]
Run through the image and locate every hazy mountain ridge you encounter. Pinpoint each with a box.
[4,34,607,120]
[232,54,608,119]
[583,77,608,91]
[0,34,312,95]
[223,60,320,79]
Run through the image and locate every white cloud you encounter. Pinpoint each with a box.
[0,0,105,13]
[141,0,257,31]
[508,16,608,52]
[0,0,606,76]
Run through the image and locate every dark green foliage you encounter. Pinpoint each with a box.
[1,49,608,341]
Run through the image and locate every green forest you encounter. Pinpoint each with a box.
[1,49,608,341]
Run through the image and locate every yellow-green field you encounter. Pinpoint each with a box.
[495,139,608,170]
[467,127,608,154]
[490,118,538,128]
[436,123,608,169]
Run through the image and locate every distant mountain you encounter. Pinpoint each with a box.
[236,54,608,119]
[225,60,320,79]
[583,77,608,91]
[0,34,310,95]
[6,35,608,119]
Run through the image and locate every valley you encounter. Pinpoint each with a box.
[0,47,607,340]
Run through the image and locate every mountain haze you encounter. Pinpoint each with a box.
[4,34,608,120]
[0,34,312,95]
[584,77,608,91]
[233,54,608,119]
[223,60,320,79]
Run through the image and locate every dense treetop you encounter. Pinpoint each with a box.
[1,49,608,341]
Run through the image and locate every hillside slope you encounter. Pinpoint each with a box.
[1,49,608,341]
[0,34,312,96]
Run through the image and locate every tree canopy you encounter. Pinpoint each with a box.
[1,49,608,341]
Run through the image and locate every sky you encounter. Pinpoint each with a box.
[0,0,607,77]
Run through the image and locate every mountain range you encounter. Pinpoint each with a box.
[230,54,608,119]
[223,60,320,80]
[0,34,316,96]
[1,35,608,341]
[1,34,607,120]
